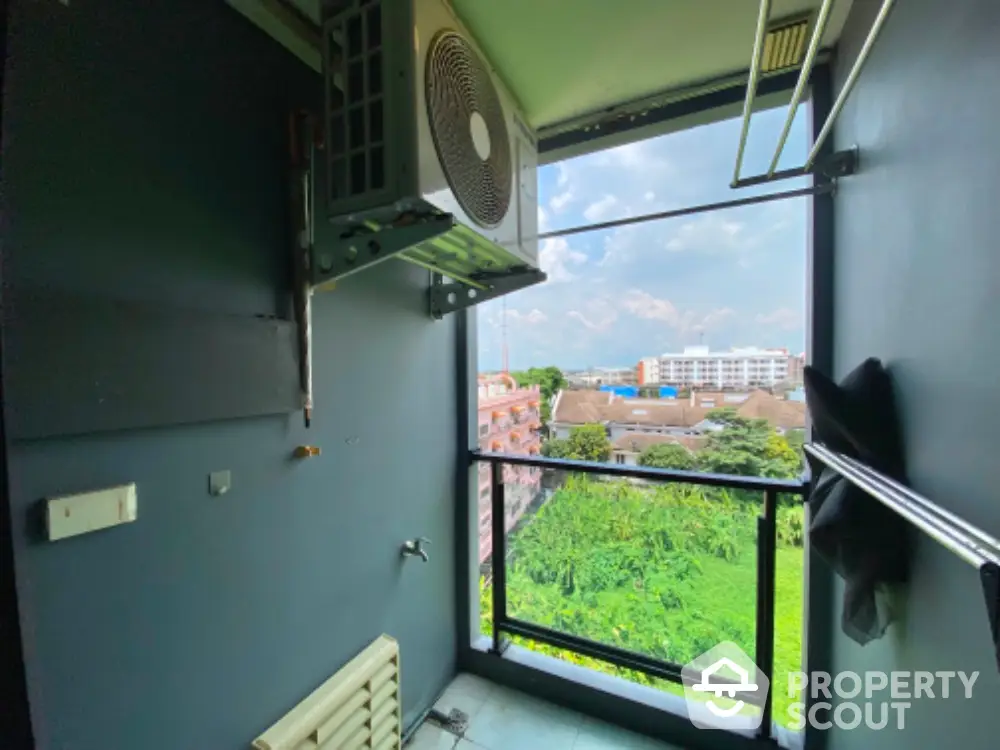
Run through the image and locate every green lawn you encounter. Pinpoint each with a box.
[685,548,804,725]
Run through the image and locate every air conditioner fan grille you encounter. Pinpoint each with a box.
[426,31,511,229]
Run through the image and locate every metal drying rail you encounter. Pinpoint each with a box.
[805,443,1000,670]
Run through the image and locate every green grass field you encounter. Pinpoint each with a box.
[688,548,805,725]
[480,477,805,729]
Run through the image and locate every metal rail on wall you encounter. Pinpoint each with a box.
[767,0,836,177]
[731,0,899,188]
[805,444,1000,671]
[731,0,774,187]
[802,0,897,171]
[534,183,834,243]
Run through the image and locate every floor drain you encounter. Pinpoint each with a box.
[426,707,469,735]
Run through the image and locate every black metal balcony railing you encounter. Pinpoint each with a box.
[471,449,809,741]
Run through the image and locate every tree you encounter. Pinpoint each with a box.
[565,424,612,462]
[639,443,695,471]
[541,425,611,462]
[510,366,566,423]
[765,432,801,468]
[541,438,573,459]
[784,429,805,454]
[697,409,801,479]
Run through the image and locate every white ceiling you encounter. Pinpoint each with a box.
[274,0,853,132]
[450,0,853,132]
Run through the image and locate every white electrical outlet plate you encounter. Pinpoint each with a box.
[46,483,138,541]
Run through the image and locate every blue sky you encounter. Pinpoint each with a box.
[477,105,811,373]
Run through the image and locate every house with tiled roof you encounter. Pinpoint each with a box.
[550,388,806,463]
[551,391,708,442]
[611,432,708,466]
[730,389,806,432]
[549,389,613,426]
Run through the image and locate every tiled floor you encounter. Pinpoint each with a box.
[406,673,684,750]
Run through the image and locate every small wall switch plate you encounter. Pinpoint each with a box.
[46,483,137,541]
[209,470,232,496]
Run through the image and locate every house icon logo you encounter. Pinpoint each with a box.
[682,642,769,731]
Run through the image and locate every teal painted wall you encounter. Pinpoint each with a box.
[3,1,457,747]
[825,0,1000,747]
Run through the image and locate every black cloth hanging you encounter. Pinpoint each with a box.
[804,358,910,645]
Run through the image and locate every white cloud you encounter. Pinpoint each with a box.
[502,308,548,325]
[721,221,743,237]
[567,311,600,330]
[598,213,758,272]
[582,194,619,222]
[644,191,656,201]
[692,307,737,333]
[566,297,619,332]
[567,304,618,332]
[547,164,575,212]
[549,190,574,213]
[755,308,801,330]
[663,216,749,254]
[537,205,549,232]
[591,141,675,182]
[621,289,735,334]
[593,142,646,169]
[539,237,586,283]
[598,226,640,266]
[622,289,682,324]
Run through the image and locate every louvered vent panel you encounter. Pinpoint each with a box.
[325,0,386,202]
[253,635,401,750]
[762,15,811,73]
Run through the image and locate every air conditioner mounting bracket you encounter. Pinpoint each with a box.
[310,215,455,288]
[430,268,547,319]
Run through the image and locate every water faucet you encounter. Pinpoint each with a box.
[401,537,430,562]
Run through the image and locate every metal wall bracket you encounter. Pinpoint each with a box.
[731,146,859,189]
[815,146,859,180]
[429,268,547,319]
[311,215,455,287]
[488,635,512,657]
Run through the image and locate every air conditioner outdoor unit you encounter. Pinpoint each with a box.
[315,0,545,315]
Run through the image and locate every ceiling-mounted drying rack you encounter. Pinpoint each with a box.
[806,444,1000,671]
[731,0,898,189]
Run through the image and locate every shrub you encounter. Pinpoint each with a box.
[777,505,806,547]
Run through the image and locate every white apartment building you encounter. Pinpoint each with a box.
[639,346,791,388]
[567,367,637,387]
[638,356,661,385]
